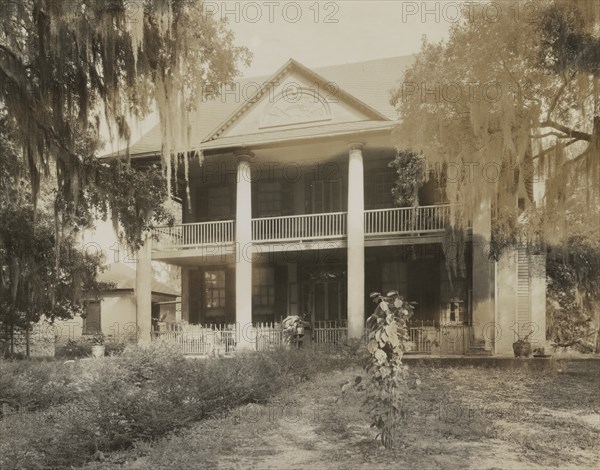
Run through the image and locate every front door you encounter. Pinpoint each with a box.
[301,267,347,323]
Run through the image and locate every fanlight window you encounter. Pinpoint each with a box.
[260,88,331,128]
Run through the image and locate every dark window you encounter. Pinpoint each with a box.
[207,187,232,220]
[371,171,395,208]
[83,300,101,335]
[204,270,226,308]
[310,179,342,213]
[258,182,283,217]
[253,267,276,306]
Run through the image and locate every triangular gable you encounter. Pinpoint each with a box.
[205,58,390,141]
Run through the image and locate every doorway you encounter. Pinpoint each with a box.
[301,266,347,323]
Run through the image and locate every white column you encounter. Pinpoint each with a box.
[495,249,518,355]
[235,152,254,350]
[347,143,365,339]
[135,234,153,343]
[471,196,495,350]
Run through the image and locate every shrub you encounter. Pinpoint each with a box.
[0,344,353,469]
[104,341,126,356]
[55,339,92,359]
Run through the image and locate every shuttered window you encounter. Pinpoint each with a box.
[253,267,276,306]
[517,247,531,336]
[83,300,101,334]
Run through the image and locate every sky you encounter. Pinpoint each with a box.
[220,0,453,77]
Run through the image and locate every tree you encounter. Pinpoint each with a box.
[390,0,600,348]
[0,0,250,241]
[0,1,250,350]
[390,0,599,252]
[0,120,106,356]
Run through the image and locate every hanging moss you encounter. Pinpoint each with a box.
[390,1,599,260]
[0,0,251,249]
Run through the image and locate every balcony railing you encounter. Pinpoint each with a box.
[153,220,234,250]
[152,205,455,252]
[252,212,347,243]
[364,204,451,236]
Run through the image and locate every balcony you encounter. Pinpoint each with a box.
[152,204,458,254]
[153,220,235,251]
[252,211,347,243]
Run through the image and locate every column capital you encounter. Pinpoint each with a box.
[234,149,255,162]
[347,142,364,152]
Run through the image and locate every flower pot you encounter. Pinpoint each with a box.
[91,345,105,358]
[512,340,531,358]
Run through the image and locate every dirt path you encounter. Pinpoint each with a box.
[86,367,599,470]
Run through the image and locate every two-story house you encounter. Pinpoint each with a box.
[116,57,546,355]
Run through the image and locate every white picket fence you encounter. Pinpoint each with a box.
[152,323,282,356]
[151,320,474,356]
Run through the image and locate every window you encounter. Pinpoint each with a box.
[253,267,275,306]
[83,300,101,335]
[207,187,232,220]
[310,179,342,213]
[258,182,283,217]
[204,270,226,308]
[372,172,394,208]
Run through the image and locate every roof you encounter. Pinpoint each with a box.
[97,263,180,297]
[105,56,413,158]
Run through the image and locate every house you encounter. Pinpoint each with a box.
[54,263,180,343]
[113,56,546,355]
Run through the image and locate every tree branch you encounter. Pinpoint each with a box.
[546,71,577,122]
[539,119,591,142]
[532,138,578,160]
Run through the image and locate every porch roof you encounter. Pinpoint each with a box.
[194,120,396,153]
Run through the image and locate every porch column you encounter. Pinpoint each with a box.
[495,249,518,355]
[135,234,153,343]
[347,143,365,339]
[235,151,254,350]
[471,196,495,350]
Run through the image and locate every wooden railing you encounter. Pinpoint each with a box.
[153,220,234,250]
[312,321,348,350]
[364,204,451,236]
[152,205,455,251]
[407,323,474,355]
[252,212,346,243]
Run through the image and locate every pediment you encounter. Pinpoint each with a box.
[208,59,388,141]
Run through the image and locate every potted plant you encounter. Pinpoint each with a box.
[282,315,310,349]
[512,331,533,358]
[91,333,105,358]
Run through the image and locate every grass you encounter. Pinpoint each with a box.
[80,360,600,470]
